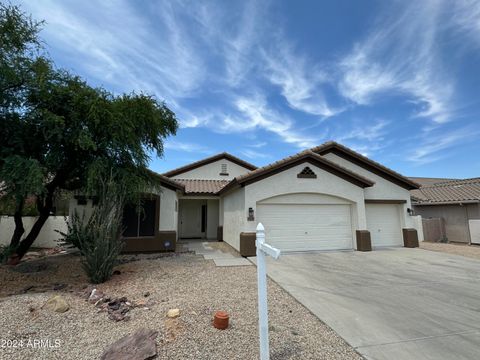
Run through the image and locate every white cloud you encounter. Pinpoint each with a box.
[338,1,455,124]
[175,108,213,129]
[240,149,272,160]
[408,126,479,164]
[164,140,212,154]
[450,1,480,49]
[222,1,266,86]
[261,41,341,117]
[21,0,206,102]
[229,95,319,148]
[335,119,390,143]
[248,142,267,148]
[199,94,318,148]
[329,119,391,157]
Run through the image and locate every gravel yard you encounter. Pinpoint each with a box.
[420,241,480,260]
[0,250,361,360]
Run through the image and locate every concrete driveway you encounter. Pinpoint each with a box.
[264,248,480,360]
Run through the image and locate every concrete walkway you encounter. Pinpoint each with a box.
[263,248,480,360]
[182,241,252,267]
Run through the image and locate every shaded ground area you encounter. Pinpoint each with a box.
[0,250,361,360]
[420,241,480,260]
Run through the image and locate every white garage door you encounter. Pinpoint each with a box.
[256,204,353,252]
[366,204,403,247]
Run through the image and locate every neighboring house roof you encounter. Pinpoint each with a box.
[218,150,375,195]
[173,179,230,195]
[408,177,458,187]
[311,141,420,190]
[411,178,480,205]
[163,152,257,178]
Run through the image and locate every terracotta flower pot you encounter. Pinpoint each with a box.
[213,311,229,330]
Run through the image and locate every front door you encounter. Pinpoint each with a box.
[179,200,207,238]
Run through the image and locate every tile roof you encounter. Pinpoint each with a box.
[311,141,420,190]
[219,150,375,194]
[411,178,480,205]
[146,169,184,191]
[173,179,230,195]
[163,152,257,177]
[408,177,458,187]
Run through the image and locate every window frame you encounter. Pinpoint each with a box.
[122,194,160,239]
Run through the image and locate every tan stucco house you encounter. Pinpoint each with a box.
[71,141,422,253]
[410,177,480,244]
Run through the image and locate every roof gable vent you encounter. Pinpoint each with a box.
[297,166,317,179]
[220,163,229,176]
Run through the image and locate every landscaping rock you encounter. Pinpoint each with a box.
[88,288,105,304]
[100,328,158,360]
[104,297,132,321]
[43,295,69,313]
[108,312,130,322]
[167,308,180,318]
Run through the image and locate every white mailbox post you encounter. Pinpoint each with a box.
[256,222,281,360]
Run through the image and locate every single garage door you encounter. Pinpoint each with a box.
[256,204,353,252]
[366,204,403,247]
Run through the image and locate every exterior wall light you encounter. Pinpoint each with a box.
[248,207,255,221]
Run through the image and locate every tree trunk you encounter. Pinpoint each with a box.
[9,197,25,248]
[14,191,55,260]
[14,210,50,259]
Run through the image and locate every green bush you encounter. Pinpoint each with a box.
[63,179,125,283]
[0,196,39,216]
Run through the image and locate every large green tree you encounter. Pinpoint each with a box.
[0,5,178,261]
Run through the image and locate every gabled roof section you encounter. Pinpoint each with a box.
[311,141,420,190]
[163,152,257,178]
[218,150,375,195]
[411,177,480,205]
[146,169,185,191]
[173,179,229,195]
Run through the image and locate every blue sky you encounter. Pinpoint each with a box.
[17,0,480,178]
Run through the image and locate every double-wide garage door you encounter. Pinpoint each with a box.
[257,204,353,252]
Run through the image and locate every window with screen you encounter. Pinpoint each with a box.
[122,198,157,238]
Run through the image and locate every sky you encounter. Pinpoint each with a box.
[16,0,480,178]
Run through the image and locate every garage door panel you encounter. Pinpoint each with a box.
[257,203,353,252]
[366,204,402,247]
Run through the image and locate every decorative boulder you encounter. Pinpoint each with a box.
[100,328,158,360]
[44,295,69,313]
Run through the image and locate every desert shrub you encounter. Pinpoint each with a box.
[64,178,125,283]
